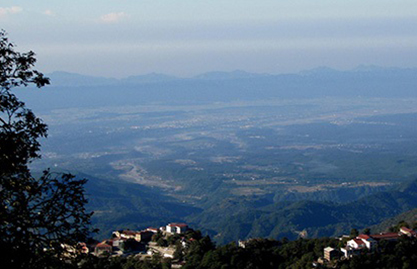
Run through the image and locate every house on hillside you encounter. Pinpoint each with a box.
[340,246,360,259]
[346,238,367,250]
[95,242,113,256]
[146,227,159,233]
[166,223,188,234]
[370,232,400,242]
[341,234,375,258]
[357,234,377,249]
[60,243,89,259]
[340,232,400,258]
[324,247,339,261]
[112,238,126,248]
[113,229,155,242]
[113,230,138,240]
[400,227,417,237]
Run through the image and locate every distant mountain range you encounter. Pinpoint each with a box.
[13,65,417,112]
[47,66,417,87]
[47,71,177,87]
[46,69,271,86]
[193,70,271,80]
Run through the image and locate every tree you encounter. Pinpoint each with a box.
[0,30,94,268]
[350,228,359,238]
[173,241,184,261]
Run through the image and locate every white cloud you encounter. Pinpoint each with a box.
[0,6,23,18]
[43,9,55,17]
[99,12,129,23]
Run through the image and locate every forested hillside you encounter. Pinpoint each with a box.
[187,180,417,244]
[83,174,200,238]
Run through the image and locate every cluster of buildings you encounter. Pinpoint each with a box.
[94,223,189,256]
[321,226,417,264]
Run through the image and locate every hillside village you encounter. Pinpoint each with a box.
[74,222,417,269]
[93,223,189,255]
[77,222,202,268]
[317,226,417,267]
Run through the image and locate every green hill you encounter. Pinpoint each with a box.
[370,208,417,233]
[188,179,417,244]
[82,174,201,239]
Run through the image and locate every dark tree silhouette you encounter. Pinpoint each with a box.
[0,30,94,268]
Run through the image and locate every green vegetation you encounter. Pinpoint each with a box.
[371,208,417,233]
[26,89,417,243]
[82,173,200,240]
[78,222,417,268]
[79,254,172,269]
[184,180,417,244]
[0,31,94,268]
[337,236,417,269]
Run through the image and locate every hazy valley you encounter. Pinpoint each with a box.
[20,67,417,243]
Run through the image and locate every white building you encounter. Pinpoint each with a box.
[166,223,188,234]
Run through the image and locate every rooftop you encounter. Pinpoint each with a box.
[357,234,370,240]
[324,247,335,252]
[96,242,112,249]
[168,223,188,228]
[370,232,400,240]
[353,239,365,245]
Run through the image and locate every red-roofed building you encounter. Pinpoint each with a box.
[400,227,417,237]
[113,230,135,239]
[357,234,370,240]
[341,231,403,259]
[113,229,154,242]
[95,242,112,256]
[341,235,377,258]
[357,234,376,249]
[166,223,188,234]
[146,227,159,233]
[370,232,400,241]
[347,238,366,249]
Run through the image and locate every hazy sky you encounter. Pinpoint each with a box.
[1,0,416,77]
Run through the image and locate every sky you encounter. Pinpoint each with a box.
[1,0,417,78]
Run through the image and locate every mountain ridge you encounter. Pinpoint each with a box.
[187,179,417,244]
[14,65,417,112]
[46,65,417,86]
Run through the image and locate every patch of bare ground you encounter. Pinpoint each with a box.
[111,160,176,190]
[287,181,391,193]
[173,159,197,165]
[210,156,241,163]
[230,187,268,196]
[226,178,391,196]
[225,177,296,186]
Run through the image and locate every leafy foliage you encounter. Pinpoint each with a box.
[0,30,94,268]
[0,30,49,176]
